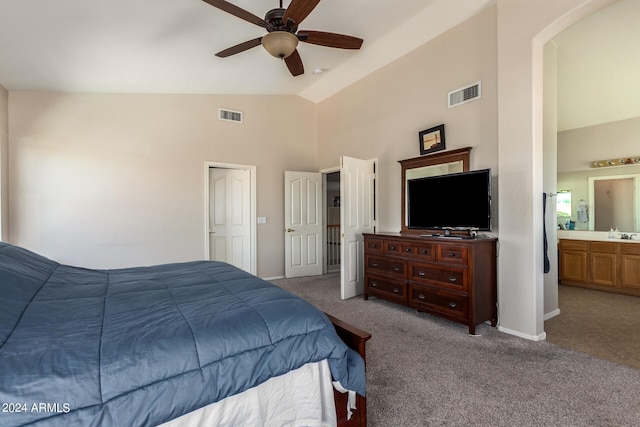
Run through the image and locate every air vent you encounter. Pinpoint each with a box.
[218,108,243,123]
[448,81,481,108]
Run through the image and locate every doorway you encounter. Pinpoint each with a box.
[325,171,341,273]
[284,157,377,299]
[205,162,257,275]
[543,0,639,360]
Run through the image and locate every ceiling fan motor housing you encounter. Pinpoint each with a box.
[264,8,298,33]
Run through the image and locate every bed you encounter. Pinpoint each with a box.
[0,242,370,427]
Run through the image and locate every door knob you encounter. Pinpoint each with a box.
[208,230,215,234]
[286,228,295,232]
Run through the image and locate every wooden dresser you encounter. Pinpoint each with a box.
[363,233,497,335]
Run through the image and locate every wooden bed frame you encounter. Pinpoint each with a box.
[325,313,372,427]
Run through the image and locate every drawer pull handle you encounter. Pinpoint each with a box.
[449,252,456,257]
[421,250,428,254]
[449,276,457,283]
[418,271,426,277]
[390,245,396,250]
[449,302,457,308]
[371,244,377,248]
[405,248,412,252]
[418,294,426,300]
[393,267,400,272]
[372,263,378,267]
[371,282,377,287]
[393,288,399,293]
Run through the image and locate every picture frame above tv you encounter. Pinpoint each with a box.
[419,124,446,155]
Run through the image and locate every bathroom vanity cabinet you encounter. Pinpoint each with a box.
[559,238,640,296]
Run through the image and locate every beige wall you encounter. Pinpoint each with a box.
[558,116,640,173]
[0,83,7,240]
[8,92,317,276]
[543,41,559,319]
[317,6,499,235]
[497,0,618,339]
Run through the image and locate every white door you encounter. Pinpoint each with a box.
[208,168,251,272]
[341,156,376,300]
[284,171,323,278]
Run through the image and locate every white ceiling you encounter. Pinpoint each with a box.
[0,0,636,127]
[0,0,493,103]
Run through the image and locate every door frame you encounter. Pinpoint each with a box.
[204,161,257,275]
[321,166,340,274]
[320,161,378,279]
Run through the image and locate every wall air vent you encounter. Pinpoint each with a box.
[218,108,243,123]
[448,81,481,108]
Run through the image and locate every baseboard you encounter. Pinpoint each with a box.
[544,308,561,321]
[263,275,285,281]
[498,326,547,342]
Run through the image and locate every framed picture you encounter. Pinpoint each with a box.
[419,124,446,155]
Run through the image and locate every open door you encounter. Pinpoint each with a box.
[341,156,376,300]
[284,171,323,278]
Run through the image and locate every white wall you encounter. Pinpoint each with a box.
[496,0,618,340]
[317,6,499,236]
[8,92,317,277]
[0,83,7,240]
[558,116,640,173]
[543,41,559,319]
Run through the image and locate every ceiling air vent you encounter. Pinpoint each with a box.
[448,81,481,108]
[218,108,243,123]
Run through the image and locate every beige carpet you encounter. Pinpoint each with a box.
[545,284,640,370]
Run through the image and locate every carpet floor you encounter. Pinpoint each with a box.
[271,274,640,427]
[545,284,640,370]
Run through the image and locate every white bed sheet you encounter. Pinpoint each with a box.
[159,360,337,427]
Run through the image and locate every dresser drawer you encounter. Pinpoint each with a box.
[365,276,407,304]
[436,243,468,265]
[384,240,405,256]
[366,256,405,278]
[364,237,384,255]
[403,242,435,262]
[409,283,468,321]
[409,263,468,291]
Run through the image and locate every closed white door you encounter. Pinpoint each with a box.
[284,171,323,278]
[209,168,251,271]
[341,156,376,300]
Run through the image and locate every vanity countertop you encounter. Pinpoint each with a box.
[557,230,640,243]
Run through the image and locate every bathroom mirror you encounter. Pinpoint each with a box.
[557,167,640,232]
[399,147,471,234]
[589,175,638,232]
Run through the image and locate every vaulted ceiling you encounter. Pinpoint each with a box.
[0,0,636,129]
[0,0,493,103]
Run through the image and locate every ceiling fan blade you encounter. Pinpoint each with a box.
[299,31,363,49]
[202,0,269,29]
[282,0,321,26]
[284,50,304,76]
[215,38,262,58]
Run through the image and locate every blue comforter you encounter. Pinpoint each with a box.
[0,242,365,426]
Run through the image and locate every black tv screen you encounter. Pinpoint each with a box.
[407,168,492,231]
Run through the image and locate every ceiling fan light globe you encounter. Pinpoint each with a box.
[261,31,298,58]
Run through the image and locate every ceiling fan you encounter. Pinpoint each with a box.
[202,0,364,76]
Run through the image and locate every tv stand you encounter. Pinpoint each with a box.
[363,232,497,334]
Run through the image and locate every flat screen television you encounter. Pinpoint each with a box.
[407,168,492,231]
